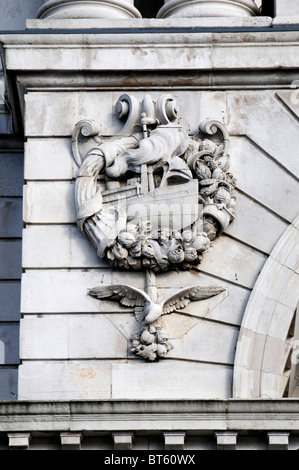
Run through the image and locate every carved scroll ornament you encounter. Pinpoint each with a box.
[72,93,236,360]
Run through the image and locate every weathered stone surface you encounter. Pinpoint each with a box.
[22,225,104,268]
[24,138,76,180]
[111,361,233,399]
[166,318,239,364]
[18,361,112,400]
[229,137,299,222]
[20,315,128,359]
[23,182,76,223]
[275,0,299,16]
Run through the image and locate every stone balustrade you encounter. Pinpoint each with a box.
[36,0,262,19]
[37,0,142,19]
[157,0,260,18]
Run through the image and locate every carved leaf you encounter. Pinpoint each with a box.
[160,285,226,314]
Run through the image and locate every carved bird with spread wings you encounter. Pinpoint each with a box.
[88,283,226,325]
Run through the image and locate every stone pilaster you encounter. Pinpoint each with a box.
[157,0,260,18]
[37,0,142,19]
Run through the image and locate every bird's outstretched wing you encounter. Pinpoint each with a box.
[159,285,226,314]
[88,284,151,308]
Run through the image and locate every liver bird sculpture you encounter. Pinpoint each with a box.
[88,283,226,325]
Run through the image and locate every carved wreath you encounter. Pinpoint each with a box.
[72,93,236,274]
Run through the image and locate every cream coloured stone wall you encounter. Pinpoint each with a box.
[0,27,294,401]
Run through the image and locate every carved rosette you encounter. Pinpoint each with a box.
[72,93,236,274]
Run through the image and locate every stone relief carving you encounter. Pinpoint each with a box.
[89,270,226,361]
[72,93,236,360]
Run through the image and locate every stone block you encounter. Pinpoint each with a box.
[227,91,299,180]
[268,432,289,450]
[18,361,112,400]
[215,432,237,450]
[275,0,299,16]
[0,368,18,400]
[112,432,133,450]
[24,138,76,180]
[0,154,24,197]
[268,303,295,340]
[0,324,19,364]
[262,336,286,375]
[224,191,288,255]
[111,361,233,399]
[8,433,31,449]
[26,16,273,30]
[163,432,185,450]
[0,0,44,30]
[165,318,238,365]
[20,315,128,360]
[229,136,299,223]
[0,241,22,279]
[20,271,141,314]
[198,235,267,289]
[0,281,21,321]
[0,198,23,237]
[24,91,120,137]
[22,225,104,268]
[60,432,82,450]
[23,181,76,223]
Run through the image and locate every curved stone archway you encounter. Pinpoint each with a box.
[233,215,299,398]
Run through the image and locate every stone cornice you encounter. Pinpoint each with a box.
[2,28,299,73]
[1,399,299,432]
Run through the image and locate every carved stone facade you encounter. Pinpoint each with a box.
[0,0,299,452]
